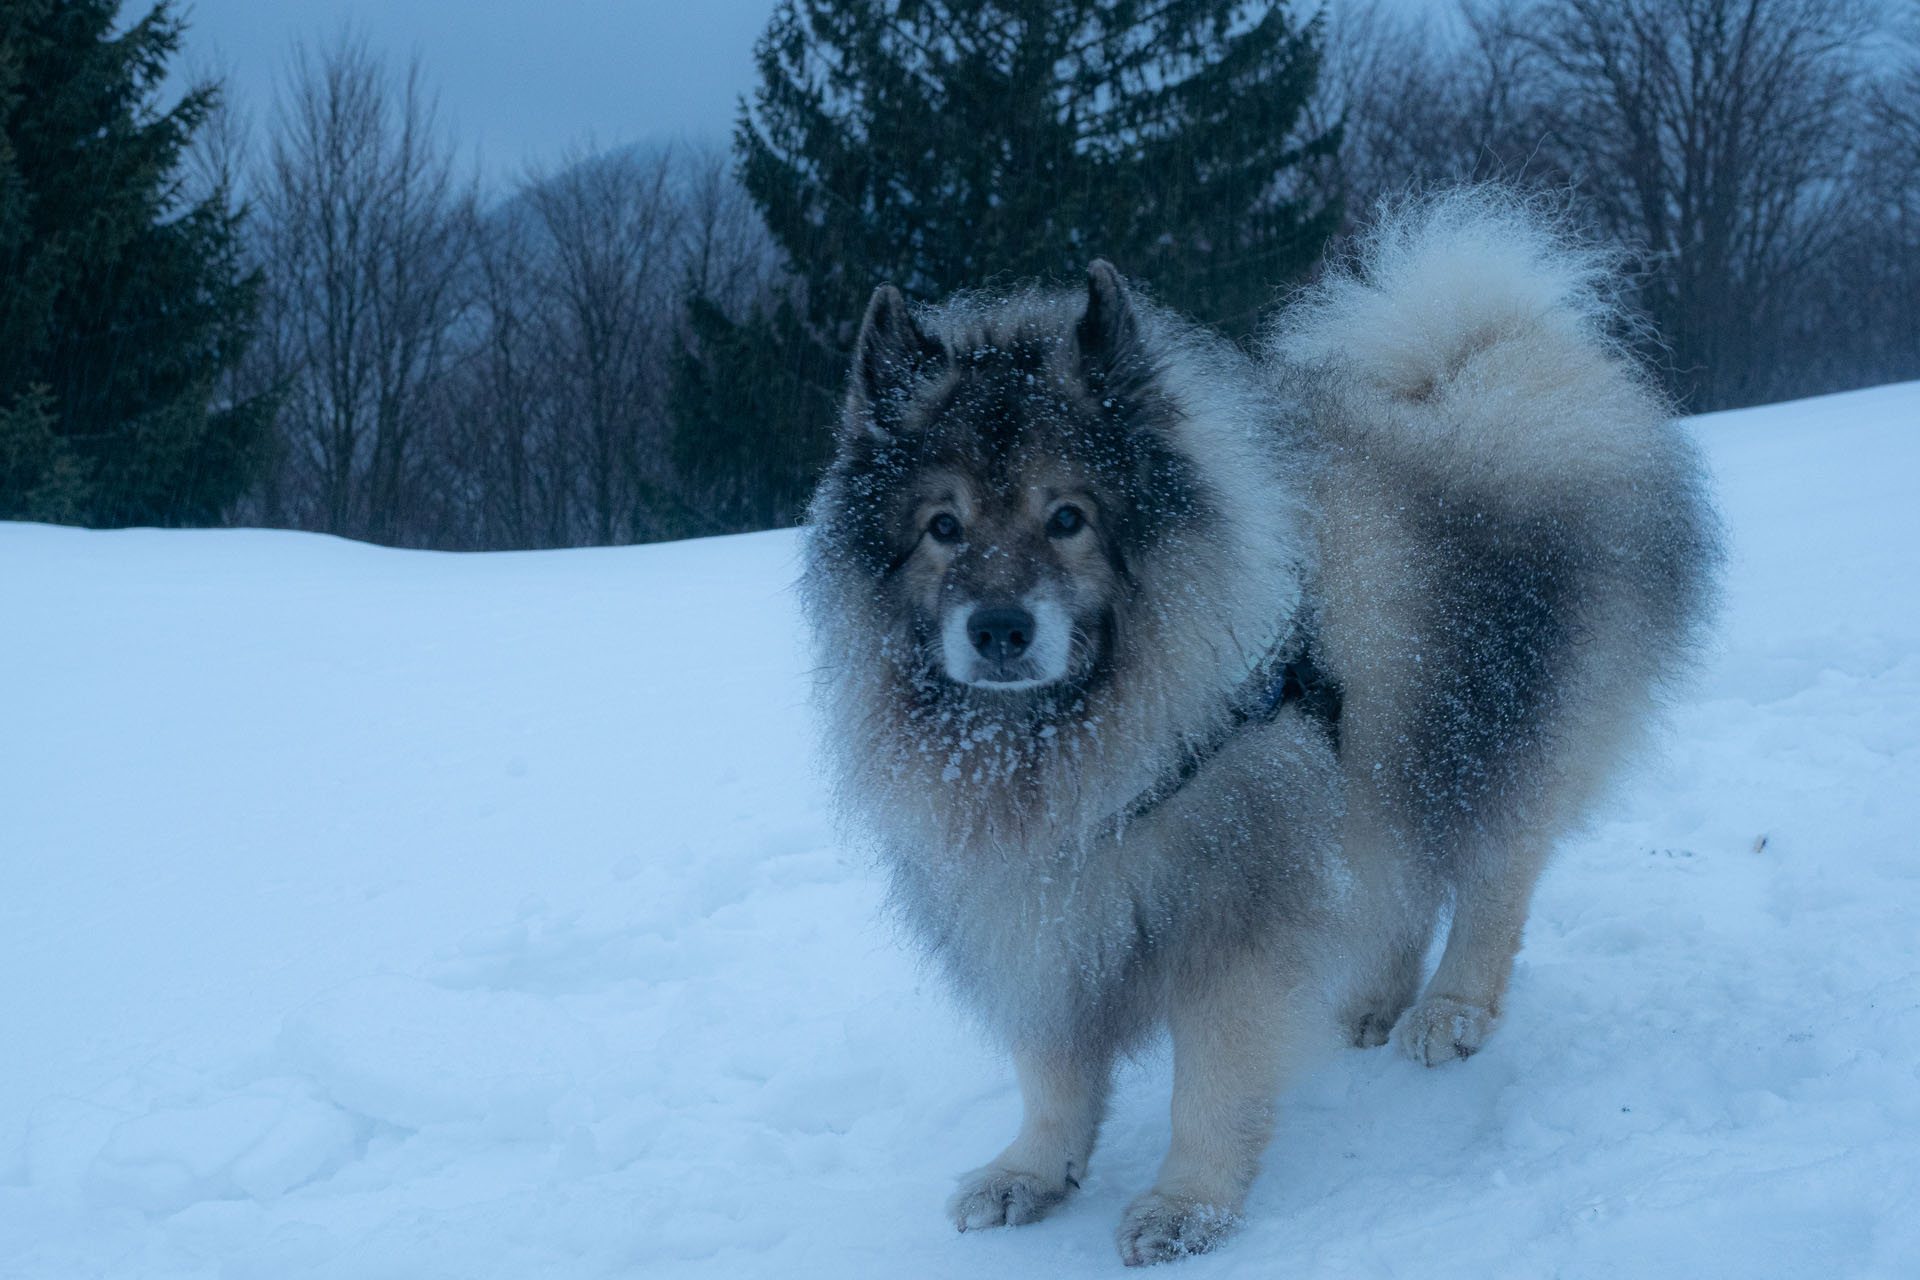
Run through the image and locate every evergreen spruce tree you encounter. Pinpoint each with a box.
[667,292,843,535]
[0,0,270,526]
[669,0,1341,535]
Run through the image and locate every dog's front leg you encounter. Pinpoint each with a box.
[1118,954,1307,1266]
[948,1043,1111,1231]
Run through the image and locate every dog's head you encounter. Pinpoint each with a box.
[812,262,1213,697]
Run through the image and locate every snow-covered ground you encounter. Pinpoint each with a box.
[3,383,1917,1279]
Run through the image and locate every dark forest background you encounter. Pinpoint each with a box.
[4,0,1917,548]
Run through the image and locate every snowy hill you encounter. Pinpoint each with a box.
[3,383,1917,1279]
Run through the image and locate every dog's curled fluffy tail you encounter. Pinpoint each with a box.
[1268,188,1667,488]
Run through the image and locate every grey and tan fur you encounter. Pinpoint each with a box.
[801,190,1719,1265]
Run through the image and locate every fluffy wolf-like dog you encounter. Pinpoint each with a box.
[801,191,1719,1265]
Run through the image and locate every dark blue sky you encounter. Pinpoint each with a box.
[176,0,778,187]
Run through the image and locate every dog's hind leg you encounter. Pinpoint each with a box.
[1117,951,1328,1266]
[1393,838,1549,1066]
[949,1044,1112,1231]
[1343,846,1441,1048]
[1346,927,1429,1049]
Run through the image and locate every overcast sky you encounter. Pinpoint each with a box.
[176,0,779,189]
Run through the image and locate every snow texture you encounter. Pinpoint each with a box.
[3,382,1917,1278]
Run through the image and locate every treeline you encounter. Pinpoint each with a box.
[1321,0,1920,412]
[226,38,780,548]
[3,0,1917,547]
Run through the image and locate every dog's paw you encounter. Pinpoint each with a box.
[947,1166,1072,1231]
[1393,996,1494,1066]
[1115,1191,1242,1266]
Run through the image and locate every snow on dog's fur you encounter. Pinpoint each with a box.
[802,188,1720,1266]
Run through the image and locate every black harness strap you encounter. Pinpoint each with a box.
[1114,617,1342,829]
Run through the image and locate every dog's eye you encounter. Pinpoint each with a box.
[928,513,962,543]
[1046,505,1086,537]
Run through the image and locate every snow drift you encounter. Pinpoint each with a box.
[2,383,1917,1278]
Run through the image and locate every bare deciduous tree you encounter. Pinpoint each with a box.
[1807,46,1920,391]
[1319,0,1902,412]
[433,143,779,550]
[1315,0,1565,218]
[460,203,558,547]
[524,147,684,545]
[680,145,780,321]
[1510,0,1876,407]
[259,32,475,542]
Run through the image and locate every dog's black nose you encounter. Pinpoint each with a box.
[968,606,1035,662]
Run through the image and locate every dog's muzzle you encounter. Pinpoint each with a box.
[941,599,1073,689]
[966,606,1034,664]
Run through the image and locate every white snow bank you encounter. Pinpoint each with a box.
[2,383,1917,1278]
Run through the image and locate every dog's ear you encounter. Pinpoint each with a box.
[850,283,945,438]
[1077,259,1145,393]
